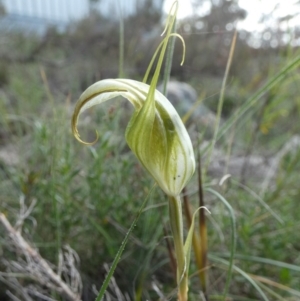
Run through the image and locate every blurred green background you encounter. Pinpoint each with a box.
[0,0,300,300]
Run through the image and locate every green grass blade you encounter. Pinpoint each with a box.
[257,282,299,300]
[215,253,300,272]
[216,53,300,141]
[209,255,270,301]
[184,206,209,277]
[94,185,156,301]
[257,282,287,301]
[71,199,112,242]
[210,294,261,301]
[231,179,283,224]
[205,188,236,300]
[204,30,237,172]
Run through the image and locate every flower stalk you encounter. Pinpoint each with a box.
[169,195,188,301]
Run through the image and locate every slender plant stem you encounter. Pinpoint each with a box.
[204,30,237,174]
[118,3,124,78]
[94,185,156,301]
[168,195,188,301]
[206,188,236,301]
[40,66,62,264]
[240,93,272,184]
[198,153,209,300]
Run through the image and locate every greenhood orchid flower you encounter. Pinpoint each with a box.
[72,78,195,196]
[72,2,196,300]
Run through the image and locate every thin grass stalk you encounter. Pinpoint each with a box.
[209,294,261,301]
[266,147,300,202]
[40,66,62,264]
[249,273,300,298]
[182,90,206,124]
[72,201,112,242]
[215,253,300,272]
[197,153,209,300]
[205,189,236,301]
[208,255,269,301]
[256,283,287,301]
[134,218,165,301]
[94,185,155,301]
[223,125,235,178]
[214,53,300,144]
[204,30,237,174]
[231,180,283,224]
[240,93,273,184]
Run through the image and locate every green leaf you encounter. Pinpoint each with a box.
[183,206,210,277]
[206,188,236,300]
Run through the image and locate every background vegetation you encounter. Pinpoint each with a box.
[0,0,300,300]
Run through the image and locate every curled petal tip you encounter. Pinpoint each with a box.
[72,111,99,146]
[74,130,99,146]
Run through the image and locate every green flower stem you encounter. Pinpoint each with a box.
[169,195,188,301]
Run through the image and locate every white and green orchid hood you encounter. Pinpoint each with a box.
[71,1,195,197]
[72,78,195,196]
